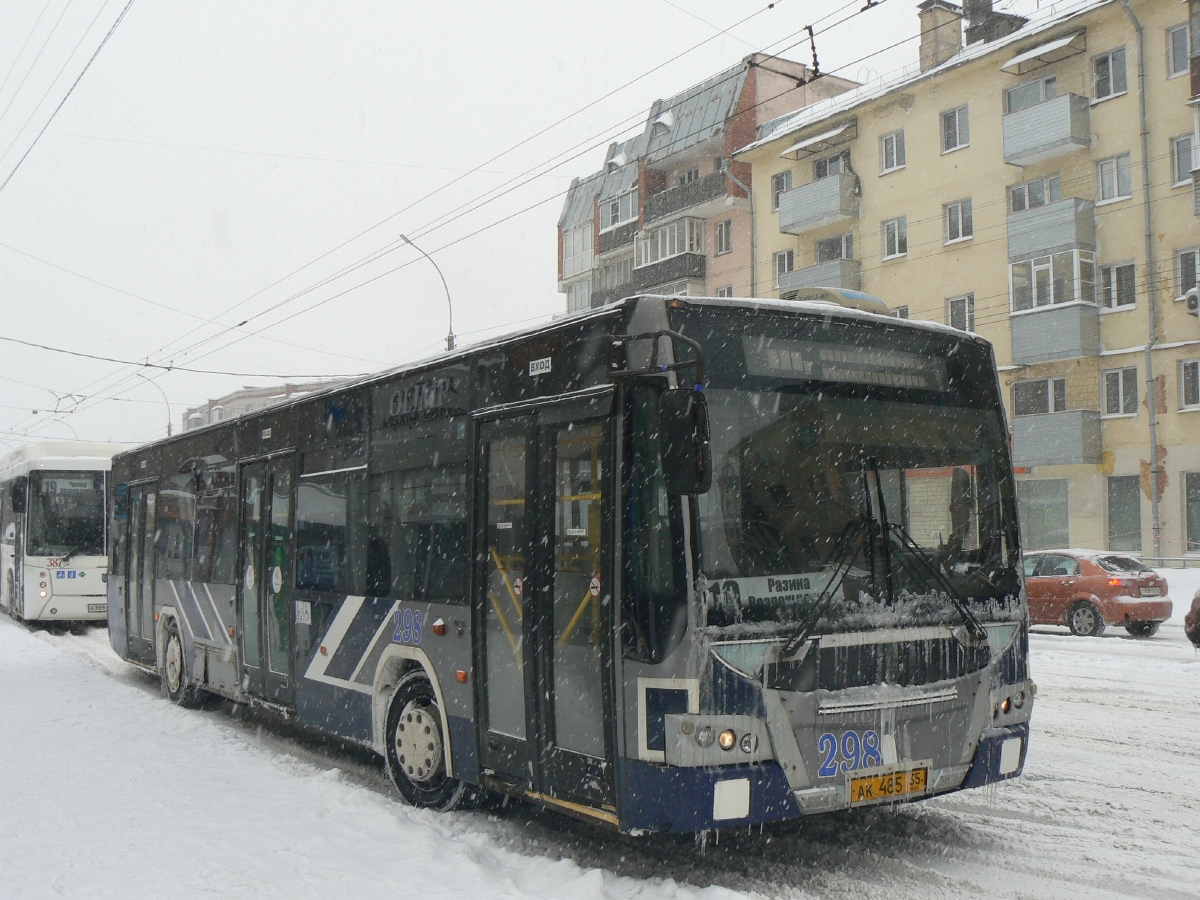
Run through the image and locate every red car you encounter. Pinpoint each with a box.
[1022,550,1172,637]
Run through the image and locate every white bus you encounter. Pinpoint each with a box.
[0,441,125,623]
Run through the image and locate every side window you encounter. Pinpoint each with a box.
[157,474,195,581]
[192,464,237,583]
[296,471,367,594]
[1023,556,1041,578]
[111,483,128,578]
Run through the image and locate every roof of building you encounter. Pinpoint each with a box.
[644,60,748,164]
[737,0,1112,158]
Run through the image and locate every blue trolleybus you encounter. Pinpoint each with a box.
[107,292,1032,832]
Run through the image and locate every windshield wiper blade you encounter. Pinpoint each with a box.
[885,523,987,641]
[60,544,82,564]
[781,519,866,658]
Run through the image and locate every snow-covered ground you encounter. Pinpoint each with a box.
[2,594,1198,899]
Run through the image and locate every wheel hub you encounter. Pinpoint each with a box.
[394,700,443,783]
[165,634,183,692]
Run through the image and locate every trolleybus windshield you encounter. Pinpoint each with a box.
[673,306,1021,636]
[26,470,105,558]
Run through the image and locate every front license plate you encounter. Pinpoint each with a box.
[88,603,107,614]
[1140,587,1160,597]
[849,767,929,805]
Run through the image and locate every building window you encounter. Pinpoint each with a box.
[880,130,905,173]
[1100,263,1136,310]
[815,232,853,263]
[716,285,734,298]
[1168,24,1191,78]
[1013,377,1066,416]
[814,149,851,180]
[882,217,907,259]
[634,217,703,268]
[893,306,909,319]
[1005,75,1057,114]
[562,224,593,278]
[948,294,975,332]
[1096,154,1133,202]
[1010,249,1095,310]
[1102,367,1138,417]
[944,199,973,243]
[773,249,794,288]
[675,167,700,187]
[1187,473,1200,552]
[600,253,634,290]
[771,171,792,210]
[1171,135,1194,186]
[1177,248,1199,298]
[599,188,638,232]
[941,105,969,153]
[1181,359,1200,409]
[565,279,592,312]
[653,280,689,296]
[715,219,733,256]
[1016,479,1069,551]
[1107,475,1142,552]
[1092,47,1128,100]
[1010,175,1061,213]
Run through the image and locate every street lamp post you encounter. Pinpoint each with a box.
[399,233,456,351]
[138,373,172,437]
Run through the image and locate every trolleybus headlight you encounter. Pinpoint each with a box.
[717,729,737,751]
[680,720,695,736]
[740,733,758,754]
[695,725,715,748]
[1013,691,1026,709]
[39,590,47,598]
[40,581,46,588]
[1000,697,1012,714]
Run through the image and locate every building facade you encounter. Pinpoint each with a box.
[735,0,1200,559]
[181,380,346,433]
[557,54,857,313]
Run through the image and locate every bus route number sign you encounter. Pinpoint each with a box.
[393,607,423,645]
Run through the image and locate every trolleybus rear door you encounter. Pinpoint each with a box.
[125,483,156,666]
[238,457,295,706]
[477,412,614,809]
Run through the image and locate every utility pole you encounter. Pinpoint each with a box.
[400,234,456,351]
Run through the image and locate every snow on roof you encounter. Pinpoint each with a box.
[1000,30,1086,74]
[644,61,747,164]
[738,0,1113,158]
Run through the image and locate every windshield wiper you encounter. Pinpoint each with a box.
[781,518,866,657]
[884,522,987,641]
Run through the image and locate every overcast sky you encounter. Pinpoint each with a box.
[0,0,1047,447]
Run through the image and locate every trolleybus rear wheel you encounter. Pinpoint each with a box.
[162,617,203,708]
[385,669,471,811]
[1068,601,1105,638]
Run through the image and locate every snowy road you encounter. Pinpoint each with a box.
[2,577,1198,898]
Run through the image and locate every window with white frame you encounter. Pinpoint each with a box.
[600,253,634,290]
[565,279,592,312]
[814,149,851,180]
[715,218,733,255]
[773,249,794,287]
[634,217,703,268]
[893,306,909,319]
[562,225,593,278]
[1177,248,1199,298]
[599,188,638,232]
[941,106,969,153]
[1186,473,1200,552]
[1171,135,1194,186]
[771,171,792,210]
[1010,174,1062,213]
[1180,359,1200,409]
[1013,377,1066,416]
[948,294,975,331]
[655,280,690,296]
[1096,153,1132,202]
[1092,47,1128,100]
[1102,367,1138,417]
[1005,75,1058,114]
[882,217,907,259]
[716,285,734,298]
[881,130,905,173]
[1011,250,1096,311]
[1100,263,1136,309]
[1168,24,1191,78]
[945,199,973,242]
[815,232,853,263]
[675,167,700,187]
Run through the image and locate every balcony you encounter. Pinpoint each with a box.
[1011,303,1100,365]
[599,221,638,255]
[1011,410,1102,467]
[778,173,858,235]
[1007,197,1095,261]
[644,173,728,224]
[630,252,706,293]
[778,258,861,296]
[1003,93,1090,166]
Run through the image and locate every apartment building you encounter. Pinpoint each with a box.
[557,54,856,313]
[181,380,346,433]
[735,0,1200,559]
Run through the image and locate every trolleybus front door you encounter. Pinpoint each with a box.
[238,457,295,706]
[125,482,156,666]
[478,414,614,810]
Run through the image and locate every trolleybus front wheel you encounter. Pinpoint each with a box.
[162,617,203,708]
[385,669,471,811]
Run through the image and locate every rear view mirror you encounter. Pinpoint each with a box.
[10,476,26,514]
[659,389,712,494]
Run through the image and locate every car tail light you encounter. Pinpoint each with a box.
[1106,578,1122,587]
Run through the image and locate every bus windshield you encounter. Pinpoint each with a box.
[673,306,1022,636]
[26,470,106,558]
